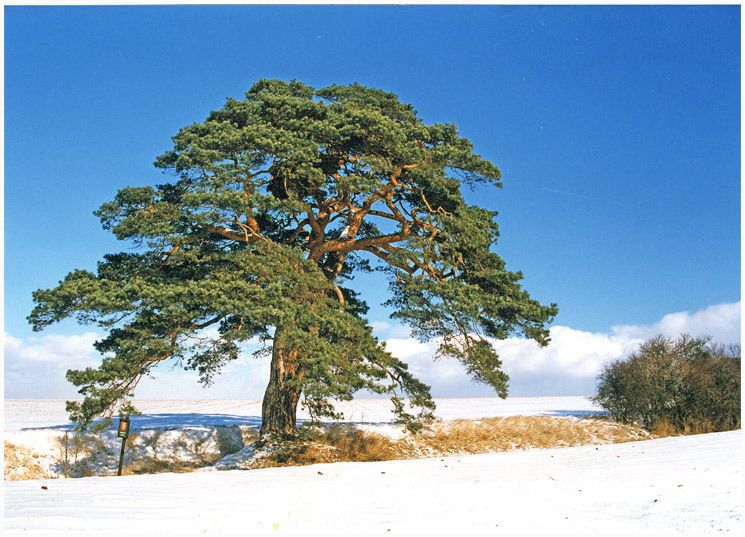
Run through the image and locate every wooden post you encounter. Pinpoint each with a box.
[116,416,130,476]
[117,437,127,476]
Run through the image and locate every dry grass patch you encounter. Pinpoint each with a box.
[249,425,403,469]
[249,416,650,469]
[401,415,649,457]
[4,442,48,480]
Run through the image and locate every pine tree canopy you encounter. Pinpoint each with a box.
[29,79,558,433]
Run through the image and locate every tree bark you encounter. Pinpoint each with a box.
[260,326,302,439]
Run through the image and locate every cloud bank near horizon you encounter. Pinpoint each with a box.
[4,301,740,399]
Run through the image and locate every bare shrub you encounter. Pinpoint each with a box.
[54,431,113,478]
[594,335,741,434]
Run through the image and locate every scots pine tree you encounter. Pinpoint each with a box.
[30,80,557,439]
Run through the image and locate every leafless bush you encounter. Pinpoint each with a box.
[594,334,741,434]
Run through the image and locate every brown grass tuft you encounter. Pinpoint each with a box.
[249,424,402,469]
[4,442,48,480]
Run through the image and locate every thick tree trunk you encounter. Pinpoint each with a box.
[260,327,302,440]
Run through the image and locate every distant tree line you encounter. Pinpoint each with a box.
[594,335,740,434]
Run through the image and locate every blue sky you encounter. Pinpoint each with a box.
[4,5,741,398]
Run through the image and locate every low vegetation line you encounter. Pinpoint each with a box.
[5,416,652,480]
[247,416,650,469]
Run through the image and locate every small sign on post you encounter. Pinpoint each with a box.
[117,415,130,476]
[117,416,130,439]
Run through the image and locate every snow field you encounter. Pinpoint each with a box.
[4,396,602,432]
[2,397,742,534]
[4,431,741,535]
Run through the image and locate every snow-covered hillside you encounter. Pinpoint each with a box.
[3,397,742,534]
[4,430,741,535]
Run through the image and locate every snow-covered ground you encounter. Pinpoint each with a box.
[4,396,602,432]
[4,429,742,535]
[4,397,742,533]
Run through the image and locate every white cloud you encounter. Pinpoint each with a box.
[491,325,643,379]
[4,331,104,398]
[385,337,465,382]
[4,302,740,399]
[2,330,273,399]
[4,332,101,368]
[612,302,741,343]
[378,301,740,397]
